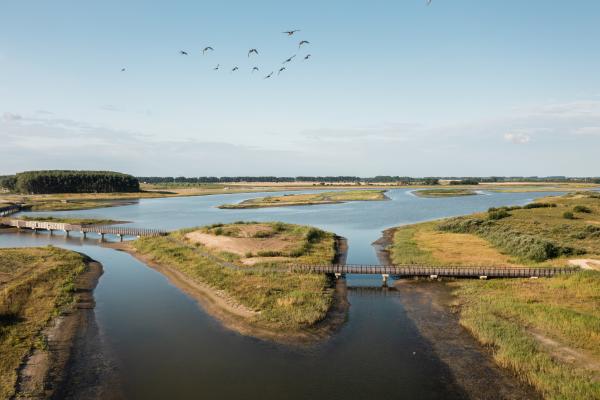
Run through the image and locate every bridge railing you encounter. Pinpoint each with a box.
[288,263,577,277]
[0,205,21,217]
[4,219,167,237]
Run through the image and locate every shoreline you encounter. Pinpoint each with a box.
[106,236,350,345]
[374,229,540,399]
[13,256,116,399]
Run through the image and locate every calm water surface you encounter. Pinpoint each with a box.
[0,189,562,399]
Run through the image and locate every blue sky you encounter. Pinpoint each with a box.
[1,0,600,176]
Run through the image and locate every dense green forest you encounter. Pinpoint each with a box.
[0,171,139,194]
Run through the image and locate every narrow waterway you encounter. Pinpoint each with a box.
[0,189,561,399]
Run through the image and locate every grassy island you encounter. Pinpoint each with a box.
[0,247,97,399]
[413,188,479,198]
[219,190,388,209]
[127,222,344,341]
[384,192,600,399]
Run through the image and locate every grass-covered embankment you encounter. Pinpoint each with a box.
[451,272,600,399]
[129,222,343,340]
[388,192,600,267]
[413,188,479,198]
[383,192,600,399]
[0,246,94,399]
[219,190,388,209]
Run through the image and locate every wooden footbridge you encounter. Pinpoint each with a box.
[0,205,21,217]
[3,219,166,241]
[289,264,577,281]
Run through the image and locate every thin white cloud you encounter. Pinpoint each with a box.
[574,126,600,136]
[2,112,22,122]
[504,132,531,144]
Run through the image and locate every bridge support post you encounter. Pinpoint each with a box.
[100,233,104,241]
[81,231,86,239]
[118,234,123,242]
[382,274,389,286]
[49,229,53,236]
[64,229,69,237]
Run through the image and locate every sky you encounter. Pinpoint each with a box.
[1,0,600,177]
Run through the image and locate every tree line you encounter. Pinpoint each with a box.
[137,176,600,185]
[0,171,140,194]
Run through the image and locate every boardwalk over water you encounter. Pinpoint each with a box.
[0,205,21,217]
[2,219,166,240]
[1,218,578,278]
[289,264,576,280]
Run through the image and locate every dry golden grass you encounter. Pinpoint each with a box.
[414,228,518,266]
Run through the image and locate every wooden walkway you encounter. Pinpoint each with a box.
[3,219,166,240]
[289,264,576,279]
[0,205,21,217]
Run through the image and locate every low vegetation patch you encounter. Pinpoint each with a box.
[451,271,600,399]
[0,247,89,399]
[389,192,600,266]
[132,222,339,331]
[218,190,387,209]
[413,188,478,198]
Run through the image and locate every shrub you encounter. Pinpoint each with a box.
[563,212,575,220]
[305,228,324,243]
[256,250,283,257]
[488,209,511,220]
[523,203,557,209]
[438,216,583,261]
[252,230,273,238]
[573,205,592,213]
[213,227,223,235]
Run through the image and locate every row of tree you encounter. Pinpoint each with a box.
[137,176,600,184]
[0,171,140,194]
[138,176,442,184]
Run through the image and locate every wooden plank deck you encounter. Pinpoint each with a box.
[288,264,576,278]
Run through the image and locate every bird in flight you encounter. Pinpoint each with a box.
[283,55,296,64]
[121,68,126,72]
[252,67,260,73]
[298,40,310,48]
[203,46,214,54]
[283,29,300,36]
[304,54,311,60]
[278,67,286,75]
[231,66,239,72]
[264,72,273,79]
[248,48,259,57]
[213,64,220,70]
[426,0,432,5]
[180,50,189,55]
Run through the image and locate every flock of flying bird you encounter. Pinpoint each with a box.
[121,29,311,79]
[119,2,435,76]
